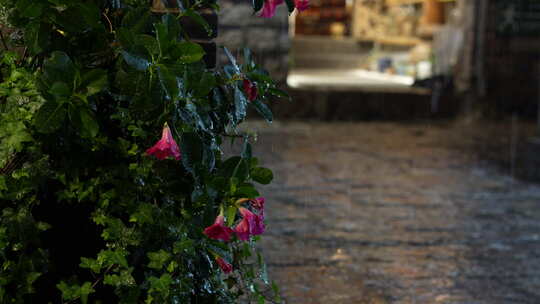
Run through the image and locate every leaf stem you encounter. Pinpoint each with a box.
[0,30,8,50]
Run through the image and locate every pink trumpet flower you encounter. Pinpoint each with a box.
[234,208,265,241]
[259,0,284,18]
[243,79,258,101]
[204,215,234,242]
[294,0,309,11]
[251,197,265,210]
[145,124,181,160]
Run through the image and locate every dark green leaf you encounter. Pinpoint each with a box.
[121,8,152,34]
[226,205,237,226]
[219,156,242,178]
[252,99,273,122]
[76,3,102,29]
[48,82,71,99]
[162,14,180,42]
[181,132,204,175]
[70,106,99,138]
[172,42,205,64]
[154,22,169,55]
[138,35,159,56]
[157,65,179,100]
[268,88,290,99]
[194,72,216,97]
[243,48,255,69]
[222,47,241,74]
[33,100,67,133]
[55,4,102,32]
[18,0,44,18]
[117,28,137,49]
[81,69,107,96]
[241,140,252,159]
[184,9,213,36]
[80,257,102,273]
[121,51,151,71]
[232,159,249,181]
[79,282,94,304]
[147,250,171,270]
[252,0,264,13]
[24,22,50,54]
[235,185,259,198]
[42,52,77,87]
[202,141,216,171]
[251,167,273,184]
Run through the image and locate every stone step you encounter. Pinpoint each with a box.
[292,53,370,69]
[291,36,373,69]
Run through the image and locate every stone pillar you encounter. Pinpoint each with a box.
[217,1,290,81]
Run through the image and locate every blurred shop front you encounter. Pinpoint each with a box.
[280,0,470,119]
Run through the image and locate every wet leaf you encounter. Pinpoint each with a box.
[121,51,151,71]
[222,47,241,74]
[184,9,213,36]
[252,99,273,123]
[241,140,252,159]
[234,87,247,122]
[172,42,205,64]
[251,167,273,185]
[157,65,179,100]
[181,132,204,175]
[42,52,77,88]
[70,106,99,138]
[252,0,264,14]
[33,100,67,133]
[81,69,107,96]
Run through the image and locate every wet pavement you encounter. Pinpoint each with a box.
[242,120,540,304]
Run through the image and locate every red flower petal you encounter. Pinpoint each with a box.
[294,0,309,11]
[204,215,233,241]
[243,79,258,101]
[252,213,265,235]
[216,257,233,274]
[234,207,265,239]
[259,0,284,18]
[251,197,265,210]
[234,217,251,241]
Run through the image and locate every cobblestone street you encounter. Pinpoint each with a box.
[244,120,540,304]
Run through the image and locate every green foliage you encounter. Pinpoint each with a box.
[0,0,286,303]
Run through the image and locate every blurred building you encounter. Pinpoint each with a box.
[149,0,540,120]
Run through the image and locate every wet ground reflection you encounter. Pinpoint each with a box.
[243,120,540,303]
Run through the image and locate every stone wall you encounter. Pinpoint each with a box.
[217,1,290,81]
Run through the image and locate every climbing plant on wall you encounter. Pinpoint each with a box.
[0,0,303,302]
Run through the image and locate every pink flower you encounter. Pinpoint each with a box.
[294,0,309,11]
[234,208,265,240]
[243,79,258,101]
[259,0,284,18]
[234,216,252,241]
[146,124,181,160]
[250,197,265,210]
[216,257,233,274]
[203,215,234,241]
[252,212,265,235]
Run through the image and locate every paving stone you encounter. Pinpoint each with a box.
[233,119,540,303]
